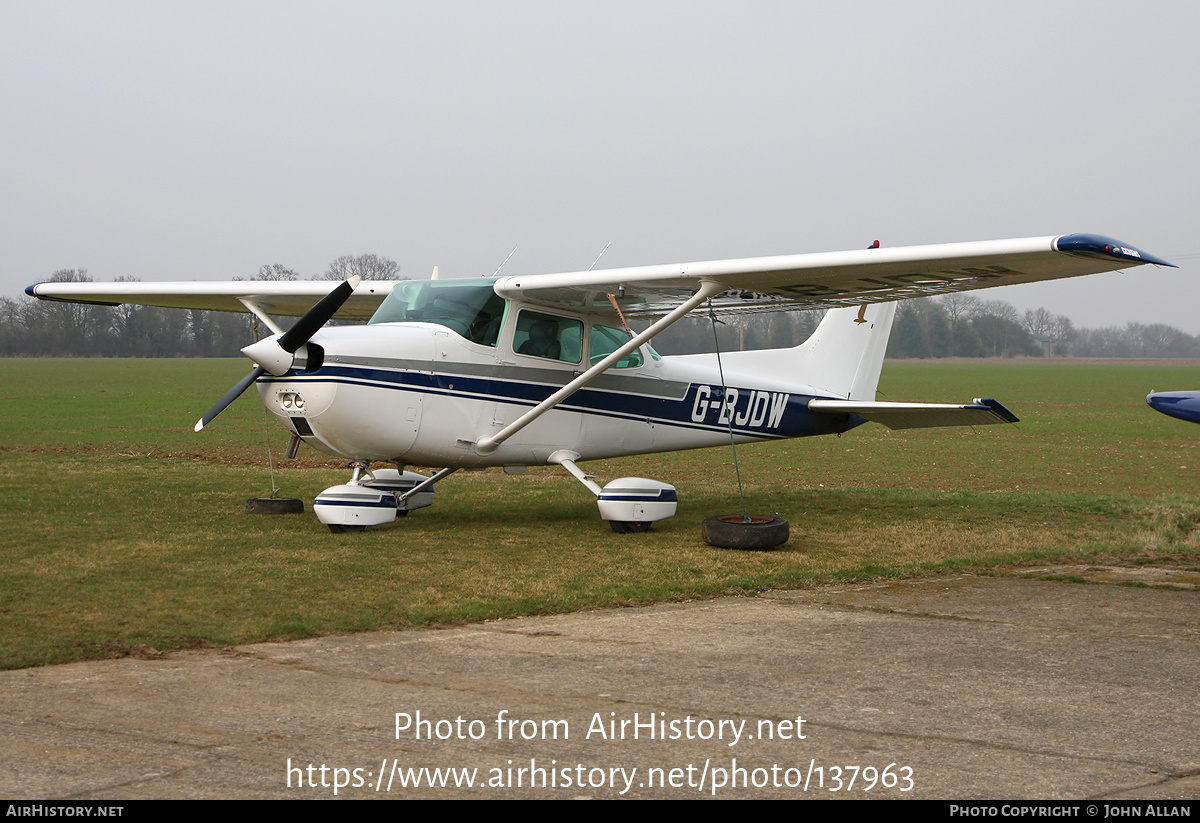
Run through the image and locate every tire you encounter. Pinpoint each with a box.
[701,514,789,549]
[609,520,653,534]
[328,523,366,534]
[246,497,304,515]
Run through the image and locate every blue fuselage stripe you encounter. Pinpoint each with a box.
[264,365,858,440]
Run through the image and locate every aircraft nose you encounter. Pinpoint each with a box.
[1146,390,1200,424]
[262,379,338,420]
[1147,391,1174,411]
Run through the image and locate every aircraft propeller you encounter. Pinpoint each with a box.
[194,275,361,432]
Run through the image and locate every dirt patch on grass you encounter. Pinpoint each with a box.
[1002,564,1200,589]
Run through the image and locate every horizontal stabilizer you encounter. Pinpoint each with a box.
[807,397,1018,430]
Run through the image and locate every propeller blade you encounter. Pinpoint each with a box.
[196,275,359,432]
[277,274,361,353]
[195,365,267,432]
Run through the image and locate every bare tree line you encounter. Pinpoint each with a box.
[5,263,1199,359]
[650,293,1200,359]
[883,294,1200,359]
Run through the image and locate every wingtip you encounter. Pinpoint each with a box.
[194,419,206,433]
[1054,233,1175,268]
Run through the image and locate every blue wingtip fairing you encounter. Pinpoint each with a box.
[1147,391,1200,424]
[1056,234,1176,268]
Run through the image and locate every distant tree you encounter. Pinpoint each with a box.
[948,318,983,357]
[1074,326,1129,358]
[978,298,1020,325]
[321,254,402,281]
[935,294,983,357]
[0,296,23,355]
[971,314,1039,357]
[939,293,983,325]
[32,269,111,355]
[888,302,928,358]
[253,264,299,281]
[1049,315,1076,356]
[924,307,951,357]
[1022,307,1056,339]
[1129,323,1197,358]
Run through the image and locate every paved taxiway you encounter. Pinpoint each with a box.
[2,567,1198,799]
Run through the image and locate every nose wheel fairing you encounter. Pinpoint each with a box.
[314,468,435,532]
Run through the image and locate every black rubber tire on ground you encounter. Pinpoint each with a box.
[246,497,304,515]
[609,520,653,534]
[327,523,366,534]
[701,515,789,549]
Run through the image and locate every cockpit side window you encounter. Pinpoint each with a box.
[514,310,582,363]
[369,280,506,347]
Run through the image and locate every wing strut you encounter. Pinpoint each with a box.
[474,280,726,455]
[237,298,285,335]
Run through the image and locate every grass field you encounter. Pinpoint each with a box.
[3,357,1200,670]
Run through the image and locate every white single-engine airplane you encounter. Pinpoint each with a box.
[27,233,1173,534]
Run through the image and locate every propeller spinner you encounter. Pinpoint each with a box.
[194,275,361,432]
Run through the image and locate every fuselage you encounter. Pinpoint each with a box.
[254,279,858,467]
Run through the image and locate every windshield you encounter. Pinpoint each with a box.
[369,280,506,346]
[589,323,643,368]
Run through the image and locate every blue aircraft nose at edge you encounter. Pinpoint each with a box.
[1147,390,1200,424]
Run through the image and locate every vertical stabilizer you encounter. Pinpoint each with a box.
[706,302,898,399]
[676,301,898,400]
[790,302,897,399]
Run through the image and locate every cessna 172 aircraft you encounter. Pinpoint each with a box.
[27,233,1173,533]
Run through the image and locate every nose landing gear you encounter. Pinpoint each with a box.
[314,462,438,534]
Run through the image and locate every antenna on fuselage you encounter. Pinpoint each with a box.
[588,241,612,271]
[491,247,518,277]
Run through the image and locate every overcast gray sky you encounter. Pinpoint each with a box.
[3,1,1197,330]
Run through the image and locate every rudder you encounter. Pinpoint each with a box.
[794,302,897,399]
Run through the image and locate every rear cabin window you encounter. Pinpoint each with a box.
[514,311,582,363]
[369,280,506,347]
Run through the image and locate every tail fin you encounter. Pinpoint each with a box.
[792,303,897,399]
[713,302,897,400]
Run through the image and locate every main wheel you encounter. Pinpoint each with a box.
[701,515,789,549]
[609,520,653,534]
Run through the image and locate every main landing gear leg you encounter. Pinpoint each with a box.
[549,450,678,534]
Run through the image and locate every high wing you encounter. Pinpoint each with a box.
[493,233,1174,317]
[23,280,400,320]
[25,233,1172,321]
